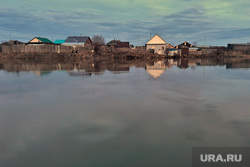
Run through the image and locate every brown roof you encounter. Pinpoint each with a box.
[116,42,130,47]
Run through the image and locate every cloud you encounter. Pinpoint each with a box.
[0,4,250,46]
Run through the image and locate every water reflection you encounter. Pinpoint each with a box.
[33,71,53,77]
[1,57,250,167]
[1,57,250,79]
[146,61,166,78]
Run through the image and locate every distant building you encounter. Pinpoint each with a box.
[165,44,175,56]
[175,41,192,49]
[63,36,92,46]
[106,39,121,46]
[116,42,130,48]
[106,40,129,48]
[135,46,146,50]
[145,34,167,55]
[166,43,174,48]
[1,40,23,45]
[227,43,250,51]
[28,37,53,44]
[54,40,65,45]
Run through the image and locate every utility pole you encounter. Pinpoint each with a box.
[9,33,11,41]
[205,36,206,46]
[137,35,139,46]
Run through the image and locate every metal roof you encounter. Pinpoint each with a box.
[35,37,53,43]
[65,36,90,43]
[54,40,65,44]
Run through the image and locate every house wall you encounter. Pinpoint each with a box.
[146,44,166,55]
[85,39,92,44]
[29,38,41,43]
[62,43,85,46]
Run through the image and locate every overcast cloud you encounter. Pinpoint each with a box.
[0,0,249,46]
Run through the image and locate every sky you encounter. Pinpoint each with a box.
[0,0,250,46]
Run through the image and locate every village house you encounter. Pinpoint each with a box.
[63,36,92,46]
[145,34,167,55]
[28,37,53,44]
[165,43,175,56]
[106,39,121,46]
[175,41,192,49]
[1,40,23,45]
[166,43,174,49]
[106,40,130,48]
[116,42,130,48]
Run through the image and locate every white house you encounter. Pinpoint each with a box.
[145,34,167,55]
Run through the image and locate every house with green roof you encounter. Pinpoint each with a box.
[28,37,53,44]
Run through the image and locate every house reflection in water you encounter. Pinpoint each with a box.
[0,64,3,70]
[146,61,167,79]
[177,59,189,69]
[67,68,92,78]
[33,71,52,77]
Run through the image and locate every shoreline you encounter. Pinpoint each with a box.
[0,44,250,60]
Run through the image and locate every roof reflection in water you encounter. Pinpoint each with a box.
[146,61,166,79]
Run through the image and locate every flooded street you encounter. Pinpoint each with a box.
[1,58,250,167]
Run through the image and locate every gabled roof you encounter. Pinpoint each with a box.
[106,39,121,45]
[166,43,174,48]
[180,41,192,46]
[146,34,167,45]
[176,41,192,48]
[65,36,91,43]
[35,37,53,43]
[28,37,53,44]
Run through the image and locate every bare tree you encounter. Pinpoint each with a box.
[92,35,105,45]
[192,41,198,47]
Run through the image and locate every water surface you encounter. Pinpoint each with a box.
[0,58,250,167]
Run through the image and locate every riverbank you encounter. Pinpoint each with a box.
[0,44,163,60]
[1,44,250,60]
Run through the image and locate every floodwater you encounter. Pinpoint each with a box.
[0,58,250,167]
